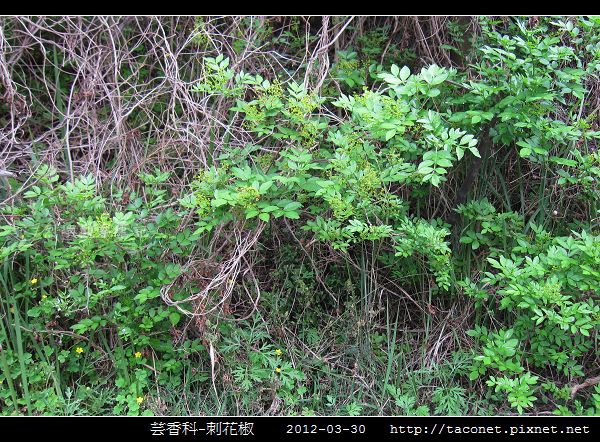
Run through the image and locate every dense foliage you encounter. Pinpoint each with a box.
[0,16,599,416]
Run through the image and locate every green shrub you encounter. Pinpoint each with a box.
[0,165,202,415]
[2,16,599,417]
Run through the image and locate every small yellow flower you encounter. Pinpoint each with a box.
[42,294,47,300]
[30,278,38,285]
[134,351,142,359]
[75,347,84,354]
[275,349,282,356]
[275,367,281,374]
[136,396,144,404]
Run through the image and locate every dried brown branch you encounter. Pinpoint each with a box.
[571,375,600,399]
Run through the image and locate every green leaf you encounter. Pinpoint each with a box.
[259,212,270,222]
[245,209,260,219]
[519,147,532,157]
[284,201,302,211]
[469,146,481,158]
[427,88,441,98]
[436,158,453,168]
[517,140,535,157]
[169,311,181,326]
[379,73,402,85]
[550,156,577,167]
[400,66,410,81]
[259,181,273,193]
[232,166,251,181]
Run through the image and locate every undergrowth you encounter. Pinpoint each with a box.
[0,16,599,416]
